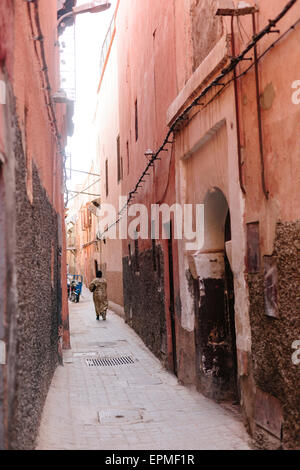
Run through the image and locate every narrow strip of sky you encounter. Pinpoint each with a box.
[65,0,117,189]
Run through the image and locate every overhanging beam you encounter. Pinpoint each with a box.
[216,6,257,16]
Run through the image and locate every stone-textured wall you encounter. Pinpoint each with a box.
[122,246,167,363]
[190,0,223,71]
[248,222,300,449]
[6,124,61,450]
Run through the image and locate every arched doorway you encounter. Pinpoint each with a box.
[194,188,238,403]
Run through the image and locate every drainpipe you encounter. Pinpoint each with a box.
[231,16,246,195]
[252,12,269,200]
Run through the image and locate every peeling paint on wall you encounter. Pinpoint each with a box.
[190,0,223,71]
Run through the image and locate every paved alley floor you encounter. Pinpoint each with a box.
[36,289,251,450]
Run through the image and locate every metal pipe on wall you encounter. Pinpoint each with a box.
[252,12,269,200]
[231,15,246,195]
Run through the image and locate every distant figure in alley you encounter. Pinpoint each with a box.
[89,271,108,321]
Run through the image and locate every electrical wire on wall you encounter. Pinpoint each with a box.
[68,177,101,203]
[98,0,299,239]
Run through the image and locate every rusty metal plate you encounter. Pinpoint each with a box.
[254,389,283,439]
[73,352,97,357]
[127,376,162,386]
[264,256,279,318]
[88,340,128,348]
[216,7,257,16]
[246,222,261,273]
[98,408,143,425]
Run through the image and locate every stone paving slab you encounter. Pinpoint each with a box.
[36,289,252,450]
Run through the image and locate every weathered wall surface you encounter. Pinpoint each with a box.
[117,0,178,226]
[239,0,300,448]
[117,0,179,373]
[0,0,69,449]
[176,321,196,385]
[7,125,61,450]
[190,0,223,71]
[166,0,300,449]
[0,63,18,450]
[248,222,300,449]
[122,246,167,363]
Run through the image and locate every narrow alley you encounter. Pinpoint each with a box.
[1,0,300,453]
[37,292,251,451]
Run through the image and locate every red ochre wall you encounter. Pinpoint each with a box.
[0,0,69,449]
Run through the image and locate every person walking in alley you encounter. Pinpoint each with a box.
[89,271,108,321]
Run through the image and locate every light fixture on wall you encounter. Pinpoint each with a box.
[216,1,256,16]
[73,1,111,15]
[58,1,111,28]
[52,89,69,103]
[144,149,154,161]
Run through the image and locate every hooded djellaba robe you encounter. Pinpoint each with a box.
[89,278,108,315]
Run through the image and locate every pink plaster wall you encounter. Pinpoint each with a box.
[2,0,70,347]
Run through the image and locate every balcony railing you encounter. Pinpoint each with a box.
[99,11,116,78]
[97,1,120,94]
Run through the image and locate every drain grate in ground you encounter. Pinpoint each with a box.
[86,355,135,367]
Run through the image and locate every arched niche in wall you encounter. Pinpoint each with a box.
[192,187,238,403]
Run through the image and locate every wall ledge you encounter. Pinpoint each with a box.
[167,34,230,126]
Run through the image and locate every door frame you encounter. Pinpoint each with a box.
[163,220,178,376]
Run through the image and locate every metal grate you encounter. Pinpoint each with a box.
[86,356,135,367]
